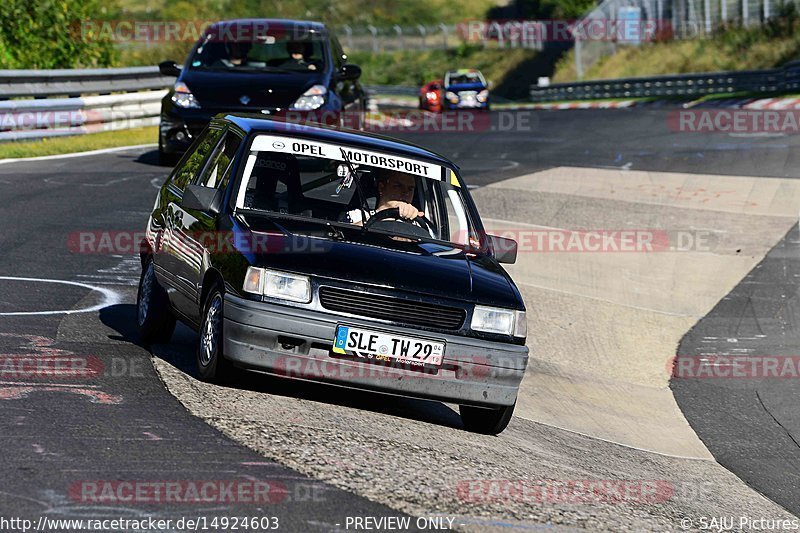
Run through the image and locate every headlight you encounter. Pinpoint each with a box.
[290,84,327,111]
[426,91,439,101]
[445,91,458,102]
[243,267,311,303]
[471,306,526,337]
[477,89,489,102]
[171,82,200,109]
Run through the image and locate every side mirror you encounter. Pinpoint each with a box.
[338,63,362,81]
[488,234,518,264]
[159,60,182,77]
[181,184,222,214]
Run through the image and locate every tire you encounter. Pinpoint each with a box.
[196,285,235,383]
[459,401,515,435]
[158,138,178,167]
[137,260,176,344]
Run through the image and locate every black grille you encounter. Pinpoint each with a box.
[319,287,466,330]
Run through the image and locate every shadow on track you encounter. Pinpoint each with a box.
[100,302,464,430]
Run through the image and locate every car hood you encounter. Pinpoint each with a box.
[180,69,325,110]
[238,215,523,308]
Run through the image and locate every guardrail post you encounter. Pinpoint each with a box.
[439,23,449,50]
[704,0,712,32]
[763,0,770,19]
[575,36,584,81]
[417,25,427,49]
[721,0,727,21]
[742,0,749,25]
[343,25,353,51]
[367,25,379,54]
[393,25,404,51]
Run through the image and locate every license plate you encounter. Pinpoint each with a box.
[333,325,444,367]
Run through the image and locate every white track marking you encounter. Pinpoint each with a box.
[0,277,120,316]
[0,144,156,165]
[514,415,714,461]
[516,280,700,318]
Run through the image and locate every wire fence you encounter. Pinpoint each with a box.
[336,22,545,52]
[573,0,800,79]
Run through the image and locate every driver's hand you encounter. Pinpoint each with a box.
[384,201,424,220]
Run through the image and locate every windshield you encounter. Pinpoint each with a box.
[189,35,326,73]
[234,134,477,247]
[446,71,486,86]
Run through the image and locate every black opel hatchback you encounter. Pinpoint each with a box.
[157,19,366,164]
[138,114,528,434]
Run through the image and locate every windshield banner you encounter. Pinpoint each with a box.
[250,134,453,183]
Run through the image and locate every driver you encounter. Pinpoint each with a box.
[220,41,248,67]
[280,41,317,71]
[345,170,424,226]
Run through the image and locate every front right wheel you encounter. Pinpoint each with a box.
[460,401,515,435]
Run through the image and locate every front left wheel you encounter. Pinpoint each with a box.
[196,285,235,383]
[137,260,176,344]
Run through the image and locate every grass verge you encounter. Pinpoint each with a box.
[0,127,157,160]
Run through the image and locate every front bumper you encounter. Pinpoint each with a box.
[159,108,344,154]
[223,294,528,407]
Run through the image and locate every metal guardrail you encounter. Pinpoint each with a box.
[364,85,418,97]
[0,66,172,98]
[0,73,421,143]
[0,67,173,142]
[530,61,800,102]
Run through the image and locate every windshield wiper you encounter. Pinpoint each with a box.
[339,148,370,231]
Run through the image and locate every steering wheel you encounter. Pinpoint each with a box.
[363,207,436,237]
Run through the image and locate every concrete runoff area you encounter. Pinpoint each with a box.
[473,167,800,458]
[147,165,800,527]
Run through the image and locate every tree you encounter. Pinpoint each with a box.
[0,0,117,68]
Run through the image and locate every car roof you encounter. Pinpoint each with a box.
[204,18,328,34]
[447,69,481,75]
[218,114,458,169]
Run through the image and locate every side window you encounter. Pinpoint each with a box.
[330,36,345,70]
[196,130,243,190]
[170,127,224,192]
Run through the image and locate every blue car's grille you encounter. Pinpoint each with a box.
[318,287,466,330]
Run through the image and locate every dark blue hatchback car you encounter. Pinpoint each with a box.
[157,19,366,164]
[138,115,527,434]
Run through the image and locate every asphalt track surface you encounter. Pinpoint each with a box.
[673,223,800,516]
[1,108,800,529]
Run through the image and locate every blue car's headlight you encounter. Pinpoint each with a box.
[290,85,327,111]
[171,82,200,109]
